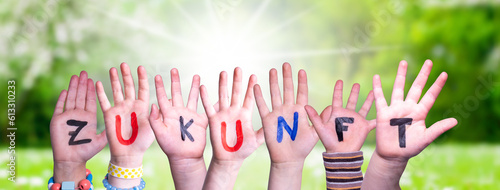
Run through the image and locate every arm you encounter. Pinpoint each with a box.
[200,68,264,190]
[96,63,155,188]
[50,71,107,187]
[362,60,458,189]
[305,80,375,190]
[149,69,208,190]
[253,63,319,190]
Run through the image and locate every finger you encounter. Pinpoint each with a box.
[332,80,343,108]
[368,119,376,130]
[186,75,201,111]
[137,66,149,102]
[425,118,457,145]
[419,72,448,113]
[200,85,216,117]
[96,81,111,111]
[320,105,332,122]
[346,83,360,110]
[305,105,324,131]
[149,104,165,134]
[53,90,68,116]
[96,130,108,152]
[269,68,282,109]
[243,74,257,110]
[109,67,124,103]
[254,84,270,118]
[391,60,407,104]
[65,75,79,110]
[170,68,184,107]
[372,75,388,111]
[358,90,374,118]
[296,69,308,105]
[120,62,136,100]
[213,101,220,112]
[155,75,171,118]
[282,62,295,104]
[256,127,265,146]
[230,67,243,107]
[85,79,97,113]
[75,71,88,110]
[219,71,229,110]
[406,59,432,103]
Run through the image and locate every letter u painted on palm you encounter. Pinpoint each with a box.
[115,112,139,145]
[221,120,243,152]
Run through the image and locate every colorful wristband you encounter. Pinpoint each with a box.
[323,151,364,190]
[102,174,146,190]
[108,162,143,179]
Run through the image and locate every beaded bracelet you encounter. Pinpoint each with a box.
[48,168,94,190]
[102,174,146,190]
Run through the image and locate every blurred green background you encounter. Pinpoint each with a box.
[1,0,499,189]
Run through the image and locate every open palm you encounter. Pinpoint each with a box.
[96,63,154,165]
[254,63,318,163]
[200,68,264,161]
[51,71,107,163]
[149,69,208,160]
[305,80,375,153]
[373,60,458,160]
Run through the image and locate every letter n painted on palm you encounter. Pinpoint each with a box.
[277,112,299,143]
[221,120,243,152]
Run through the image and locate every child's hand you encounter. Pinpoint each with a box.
[96,63,154,186]
[372,60,457,161]
[254,63,318,164]
[50,71,107,183]
[201,67,264,161]
[305,80,375,153]
[149,69,208,190]
[200,68,264,189]
[253,63,319,190]
[363,60,458,189]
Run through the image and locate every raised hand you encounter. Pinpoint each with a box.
[150,69,208,160]
[96,63,154,187]
[254,63,318,163]
[305,80,375,153]
[363,60,458,190]
[149,69,208,190]
[50,71,107,184]
[201,68,264,189]
[372,60,457,160]
[253,63,318,190]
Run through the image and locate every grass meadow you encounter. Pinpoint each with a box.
[1,144,499,189]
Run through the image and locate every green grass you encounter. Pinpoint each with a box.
[1,144,499,189]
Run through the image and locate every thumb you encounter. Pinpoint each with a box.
[305,105,324,132]
[425,118,457,145]
[96,128,108,151]
[149,104,164,135]
[256,127,265,146]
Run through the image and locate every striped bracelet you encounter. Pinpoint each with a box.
[323,151,364,190]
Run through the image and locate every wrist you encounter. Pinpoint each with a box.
[110,155,143,168]
[374,151,409,167]
[169,156,206,173]
[211,158,244,169]
[168,157,207,190]
[53,161,86,184]
[271,160,304,169]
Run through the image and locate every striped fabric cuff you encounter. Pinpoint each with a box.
[323,151,363,190]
